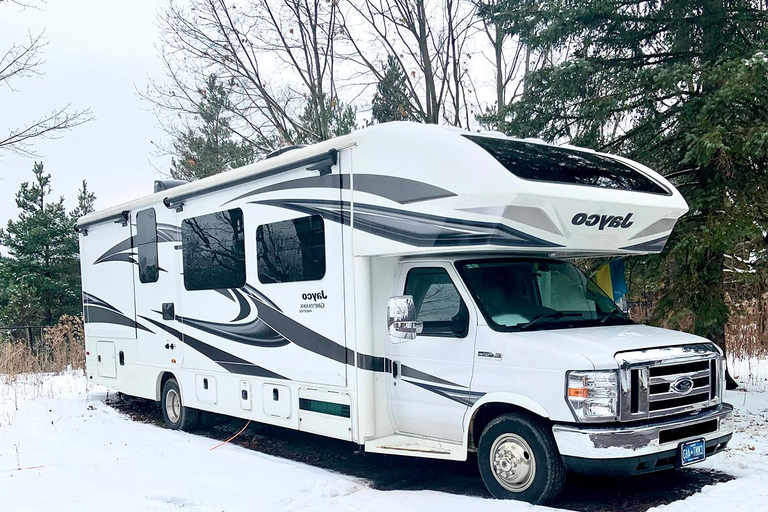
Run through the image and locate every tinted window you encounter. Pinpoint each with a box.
[404,268,468,338]
[257,215,325,284]
[136,208,158,284]
[464,135,669,195]
[182,208,245,291]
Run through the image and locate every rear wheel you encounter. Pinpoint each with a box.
[161,378,199,431]
[477,413,566,504]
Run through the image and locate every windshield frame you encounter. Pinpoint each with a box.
[455,257,631,333]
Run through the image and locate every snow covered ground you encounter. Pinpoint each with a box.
[0,362,766,512]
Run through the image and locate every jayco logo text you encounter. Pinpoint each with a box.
[571,212,634,230]
[301,290,327,301]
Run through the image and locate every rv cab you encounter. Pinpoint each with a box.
[76,122,733,504]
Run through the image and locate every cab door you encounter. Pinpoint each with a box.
[387,263,477,443]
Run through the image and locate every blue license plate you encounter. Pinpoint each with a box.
[680,438,706,466]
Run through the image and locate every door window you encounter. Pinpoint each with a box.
[404,267,468,338]
[136,208,159,284]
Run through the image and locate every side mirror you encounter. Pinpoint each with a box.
[387,295,423,342]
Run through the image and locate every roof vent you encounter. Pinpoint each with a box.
[265,145,307,159]
[154,180,189,193]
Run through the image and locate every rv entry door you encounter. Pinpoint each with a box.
[387,263,477,443]
[133,207,184,369]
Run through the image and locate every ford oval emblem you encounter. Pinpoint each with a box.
[671,376,695,395]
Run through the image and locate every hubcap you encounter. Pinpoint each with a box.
[166,388,181,423]
[489,433,536,492]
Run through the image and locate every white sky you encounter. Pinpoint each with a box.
[0,0,169,228]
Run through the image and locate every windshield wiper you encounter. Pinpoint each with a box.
[519,312,582,331]
[600,309,630,324]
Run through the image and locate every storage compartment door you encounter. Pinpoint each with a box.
[262,384,291,419]
[96,341,117,378]
[240,380,253,411]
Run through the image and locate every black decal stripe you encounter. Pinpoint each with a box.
[619,235,669,252]
[224,174,456,206]
[231,288,251,322]
[357,354,386,372]
[140,316,288,380]
[404,380,485,407]
[84,305,153,333]
[95,237,133,264]
[401,364,464,387]
[254,199,561,249]
[97,252,137,265]
[242,284,282,311]
[83,292,121,314]
[214,289,236,302]
[174,314,289,348]
[252,301,352,365]
[157,223,181,242]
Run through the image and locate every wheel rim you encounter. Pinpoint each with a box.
[489,433,536,492]
[166,388,181,423]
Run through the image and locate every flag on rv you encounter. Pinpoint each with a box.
[595,259,628,308]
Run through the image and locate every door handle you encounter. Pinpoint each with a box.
[392,360,399,379]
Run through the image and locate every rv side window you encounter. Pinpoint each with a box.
[136,208,159,284]
[182,208,246,291]
[404,268,468,338]
[256,215,325,284]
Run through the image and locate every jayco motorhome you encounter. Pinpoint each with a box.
[76,122,733,504]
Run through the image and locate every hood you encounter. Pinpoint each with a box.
[510,323,717,369]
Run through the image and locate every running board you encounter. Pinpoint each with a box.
[364,434,466,461]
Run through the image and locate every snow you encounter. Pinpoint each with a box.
[1,367,767,512]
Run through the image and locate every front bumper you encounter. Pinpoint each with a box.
[552,403,734,475]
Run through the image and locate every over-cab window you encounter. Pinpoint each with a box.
[463,134,669,195]
[404,268,468,338]
[256,215,325,284]
[181,208,246,291]
[136,208,158,284]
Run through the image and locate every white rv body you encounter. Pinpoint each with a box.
[77,123,733,501]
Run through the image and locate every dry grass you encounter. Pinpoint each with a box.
[0,315,85,376]
[726,294,768,359]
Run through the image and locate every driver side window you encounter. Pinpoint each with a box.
[404,267,468,338]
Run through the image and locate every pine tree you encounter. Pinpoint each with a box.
[294,93,357,145]
[486,1,768,382]
[70,180,96,221]
[0,162,82,325]
[370,55,413,124]
[171,74,255,181]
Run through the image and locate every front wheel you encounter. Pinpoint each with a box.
[161,378,199,432]
[477,413,566,504]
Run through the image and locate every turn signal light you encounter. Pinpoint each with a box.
[171,358,177,364]
[568,388,589,398]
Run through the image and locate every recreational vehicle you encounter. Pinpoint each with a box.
[76,122,733,504]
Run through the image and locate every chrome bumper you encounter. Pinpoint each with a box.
[552,403,734,459]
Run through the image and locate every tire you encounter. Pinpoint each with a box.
[161,378,199,432]
[477,413,566,504]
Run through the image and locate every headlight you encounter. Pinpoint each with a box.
[566,370,618,422]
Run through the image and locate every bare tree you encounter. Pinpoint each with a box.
[144,0,355,157]
[341,0,477,128]
[0,1,92,157]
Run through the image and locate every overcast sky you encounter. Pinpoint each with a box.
[0,0,169,228]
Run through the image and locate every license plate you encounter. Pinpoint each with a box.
[680,438,706,466]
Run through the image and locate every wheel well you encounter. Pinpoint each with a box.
[468,402,549,451]
[157,371,176,401]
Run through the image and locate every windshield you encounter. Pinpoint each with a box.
[456,258,632,332]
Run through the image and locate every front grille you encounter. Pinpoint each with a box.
[617,344,722,421]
